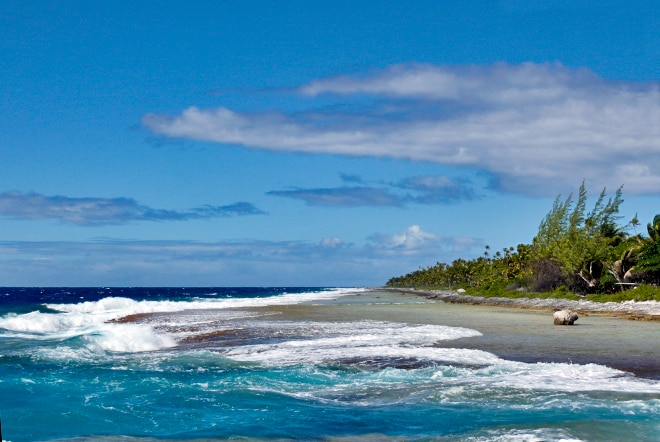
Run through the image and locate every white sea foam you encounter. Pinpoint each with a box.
[468,360,660,394]
[0,289,360,355]
[11,322,178,358]
[46,287,362,316]
[215,319,660,395]
[0,288,360,334]
[461,428,585,442]
[221,320,488,365]
[83,323,177,353]
[228,343,500,367]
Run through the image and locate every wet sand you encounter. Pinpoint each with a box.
[119,288,660,379]
[259,289,660,379]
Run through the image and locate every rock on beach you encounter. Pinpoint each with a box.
[553,309,579,325]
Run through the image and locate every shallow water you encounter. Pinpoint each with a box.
[327,291,660,379]
[1,287,659,441]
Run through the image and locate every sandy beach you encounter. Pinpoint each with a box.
[265,288,660,379]
[112,287,660,379]
[3,287,659,441]
[383,287,660,320]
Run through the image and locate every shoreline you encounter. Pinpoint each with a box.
[382,287,660,321]
[111,288,660,379]
[362,289,660,379]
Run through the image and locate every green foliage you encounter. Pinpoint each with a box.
[548,285,578,299]
[617,213,660,285]
[385,244,532,289]
[637,241,660,272]
[464,283,581,300]
[386,185,660,302]
[635,214,660,274]
[531,183,625,292]
[605,235,643,285]
[463,279,511,297]
[648,214,660,241]
[587,284,660,302]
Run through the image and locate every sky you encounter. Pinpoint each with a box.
[1,0,658,287]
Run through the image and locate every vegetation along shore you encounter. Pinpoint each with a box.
[386,183,660,318]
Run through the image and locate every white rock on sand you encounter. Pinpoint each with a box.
[553,309,579,325]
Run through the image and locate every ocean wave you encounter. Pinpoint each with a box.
[0,288,361,334]
[0,288,362,355]
[212,319,660,395]
[221,320,489,366]
[452,361,660,394]
[460,428,585,441]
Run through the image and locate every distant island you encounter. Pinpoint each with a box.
[386,183,660,304]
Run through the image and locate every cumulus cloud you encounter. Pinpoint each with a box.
[320,236,343,248]
[0,191,265,226]
[367,225,479,257]
[368,225,440,255]
[142,62,660,196]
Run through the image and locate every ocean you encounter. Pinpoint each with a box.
[0,287,658,441]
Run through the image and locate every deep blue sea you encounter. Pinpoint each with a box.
[1,287,659,441]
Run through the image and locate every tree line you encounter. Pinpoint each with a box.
[386,183,660,295]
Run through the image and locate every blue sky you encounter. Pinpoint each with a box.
[1,1,658,286]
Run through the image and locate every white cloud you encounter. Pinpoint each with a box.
[300,62,589,105]
[321,237,343,248]
[267,186,403,207]
[388,225,439,251]
[0,191,264,225]
[367,225,478,257]
[142,62,660,196]
[266,175,477,207]
[0,228,481,286]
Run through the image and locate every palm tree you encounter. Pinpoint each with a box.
[636,215,660,280]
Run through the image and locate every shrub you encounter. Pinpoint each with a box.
[531,258,567,292]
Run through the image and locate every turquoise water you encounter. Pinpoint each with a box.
[1,288,659,441]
